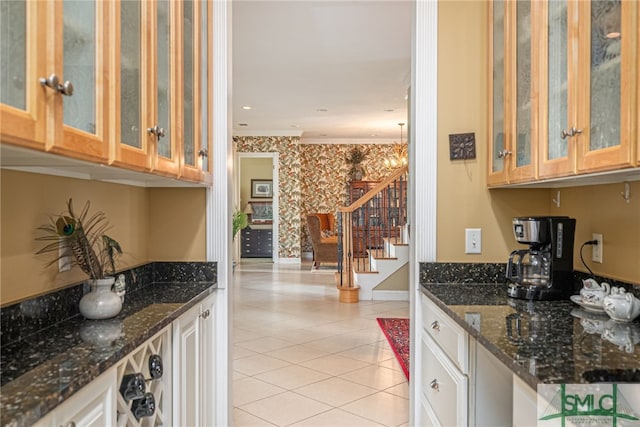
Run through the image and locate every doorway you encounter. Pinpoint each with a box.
[237,152,279,263]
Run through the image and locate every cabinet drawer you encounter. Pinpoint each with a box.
[421,333,468,427]
[422,294,468,372]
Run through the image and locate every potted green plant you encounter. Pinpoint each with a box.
[233,209,249,241]
[36,199,123,319]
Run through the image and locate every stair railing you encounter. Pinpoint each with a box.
[337,165,408,288]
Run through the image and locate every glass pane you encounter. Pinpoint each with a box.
[590,0,621,151]
[515,0,531,167]
[157,0,171,158]
[63,0,96,133]
[0,0,27,110]
[547,0,568,160]
[183,0,194,166]
[492,0,504,173]
[200,0,209,172]
[120,1,141,148]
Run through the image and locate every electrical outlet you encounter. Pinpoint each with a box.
[465,228,482,254]
[592,233,603,263]
[465,312,481,332]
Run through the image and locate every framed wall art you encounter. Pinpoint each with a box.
[250,202,273,222]
[251,179,273,198]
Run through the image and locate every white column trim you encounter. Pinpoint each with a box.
[210,1,231,426]
[410,1,438,426]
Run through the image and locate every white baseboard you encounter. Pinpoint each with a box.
[372,290,410,301]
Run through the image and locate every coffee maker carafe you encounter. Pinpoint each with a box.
[506,216,576,300]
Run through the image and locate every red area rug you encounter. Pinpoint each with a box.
[377,318,410,380]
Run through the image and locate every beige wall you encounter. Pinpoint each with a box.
[1,170,207,306]
[239,157,273,208]
[437,0,639,285]
[147,188,207,261]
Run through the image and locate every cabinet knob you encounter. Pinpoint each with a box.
[39,74,73,96]
[497,150,512,159]
[198,148,208,157]
[147,125,166,140]
[430,320,440,332]
[561,127,582,139]
[430,379,439,391]
[200,309,210,319]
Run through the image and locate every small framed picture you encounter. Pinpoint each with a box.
[251,179,273,198]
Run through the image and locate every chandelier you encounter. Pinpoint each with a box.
[384,122,408,169]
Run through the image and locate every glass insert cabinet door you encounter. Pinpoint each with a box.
[540,0,635,177]
[509,0,535,182]
[488,0,507,186]
[151,0,179,175]
[54,0,109,161]
[0,0,47,146]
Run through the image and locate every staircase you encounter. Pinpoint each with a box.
[337,166,409,301]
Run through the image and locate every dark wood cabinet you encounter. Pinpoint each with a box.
[348,180,406,257]
[241,227,273,258]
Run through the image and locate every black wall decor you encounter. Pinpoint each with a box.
[449,133,476,160]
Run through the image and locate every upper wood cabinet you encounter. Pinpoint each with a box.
[489,0,639,187]
[488,0,537,186]
[539,0,637,178]
[111,0,213,182]
[1,0,213,184]
[1,0,110,162]
[179,0,213,183]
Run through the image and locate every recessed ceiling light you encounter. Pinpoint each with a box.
[291,124,300,128]
[242,106,252,110]
[371,134,377,137]
[238,123,248,126]
[316,108,328,112]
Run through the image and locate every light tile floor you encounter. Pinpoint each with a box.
[233,260,410,427]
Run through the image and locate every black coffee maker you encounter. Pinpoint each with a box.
[506,216,576,300]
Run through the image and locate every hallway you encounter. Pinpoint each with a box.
[232,261,410,426]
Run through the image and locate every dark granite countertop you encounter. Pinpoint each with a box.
[0,281,217,427]
[421,283,640,391]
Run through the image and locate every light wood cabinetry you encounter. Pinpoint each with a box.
[1,0,213,184]
[172,294,216,426]
[1,0,111,162]
[34,368,117,427]
[489,0,639,187]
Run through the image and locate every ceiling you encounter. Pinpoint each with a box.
[232,0,412,142]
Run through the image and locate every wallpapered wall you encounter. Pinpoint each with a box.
[235,136,405,256]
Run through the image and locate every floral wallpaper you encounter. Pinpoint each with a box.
[234,137,406,256]
[300,144,404,251]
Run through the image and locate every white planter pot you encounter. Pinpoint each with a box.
[79,277,123,320]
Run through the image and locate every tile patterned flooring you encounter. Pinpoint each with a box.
[233,261,410,427]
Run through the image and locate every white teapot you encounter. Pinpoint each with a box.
[580,279,610,307]
[603,287,640,323]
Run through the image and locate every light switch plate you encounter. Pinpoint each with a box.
[465,228,482,254]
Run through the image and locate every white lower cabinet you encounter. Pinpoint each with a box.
[33,295,216,427]
[172,294,216,426]
[513,374,538,427]
[422,333,469,426]
[420,294,512,426]
[34,368,117,427]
